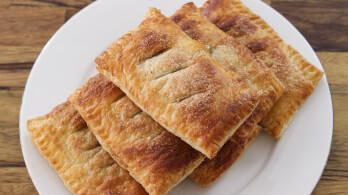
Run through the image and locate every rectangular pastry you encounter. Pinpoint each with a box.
[68,74,205,195]
[171,2,284,186]
[95,8,260,159]
[27,102,147,195]
[201,0,323,139]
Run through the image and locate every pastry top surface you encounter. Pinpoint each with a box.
[172,2,285,128]
[68,74,204,195]
[201,0,323,138]
[170,3,284,186]
[96,7,260,158]
[27,102,147,195]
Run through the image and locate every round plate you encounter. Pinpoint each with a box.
[19,0,333,194]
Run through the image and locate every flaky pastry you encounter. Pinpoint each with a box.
[96,8,260,158]
[27,102,147,195]
[171,2,284,186]
[201,0,323,138]
[69,74,204,195]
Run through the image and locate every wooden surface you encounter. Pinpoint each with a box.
[0,0,347,194]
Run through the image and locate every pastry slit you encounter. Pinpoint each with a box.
[112,93,126,104]
[99,160,117,169]
[69,74,204,195]
[171,90,207,104]
[131,110,143,118]
[27,102,147,194]
[71,126,87,135]
[154,65,190,80]
[140,47,171,64]
[170,2,285,186]
[85,143,102,153]
[86,147,103,160]
[200,0,323,139]
[96,7,260,159]
[86,146,103,161]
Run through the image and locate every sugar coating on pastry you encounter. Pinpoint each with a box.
[27,102,147,195]
[171,2,284,186]
[201,0,323,139]
[68,74,205,195]
[95,8,260,159]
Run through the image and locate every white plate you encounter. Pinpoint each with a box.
[19,0,333,194]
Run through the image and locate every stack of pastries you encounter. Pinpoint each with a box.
[27,0,323,194]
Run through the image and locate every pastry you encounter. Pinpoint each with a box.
[95,8,260,159]
[191,122,262,186]
[27,102,147,195]
[68,74,205,195]
[171,2,284,186]
[201,0,323,138]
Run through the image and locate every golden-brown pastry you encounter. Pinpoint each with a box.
[96,8,260,159]
[201,0,323,139]
[68,74,205,195]
[27,102,147,195]
[191,122,262,186]
[171,3,284,186]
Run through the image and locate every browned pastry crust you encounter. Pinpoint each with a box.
[171,2,284,186]
[191,123,262,187]
[27,102,147,195]
[68,74,205,195]
[201,0,323,139]
[95,8,260,159]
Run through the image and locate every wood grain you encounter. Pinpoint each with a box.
[0,0,347,194]
[0,7,65,64]
[0,89,25,168]
[11,0,94,8]
[0,0,10,8]
[272,0,348,52]
[0,167,37,194]
[0,69,30,88]
[317,52,348,94]
[0,1,93,194]
[312,52,348,195]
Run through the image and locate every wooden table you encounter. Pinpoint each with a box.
[0,0,347,194]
